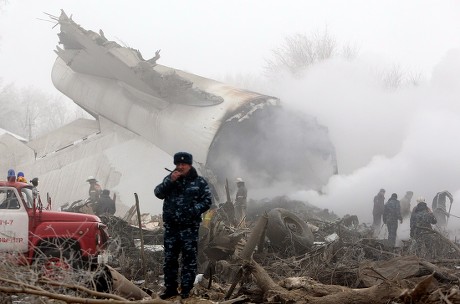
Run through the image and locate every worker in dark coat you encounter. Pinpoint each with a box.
[94,189,116,216]
[154,152,212,300]
[400,191,414,219]
[410,196,437,257]
[373,189,385,227]
[432,190,453,227]
[383,193,403,247]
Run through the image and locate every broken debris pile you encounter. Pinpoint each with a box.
[3,197,460,303]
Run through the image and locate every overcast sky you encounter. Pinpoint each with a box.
[1,1,459,93]
[2,1,460,234]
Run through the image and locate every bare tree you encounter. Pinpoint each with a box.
[406,71,424,87]
[0,84,22,135]
[264,30,339,77]
[0,0,7,9]
[341,43,359,61]
[380,65,404,90]
[377,65,424,90]
[0,84,89,139]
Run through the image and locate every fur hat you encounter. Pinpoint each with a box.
[174,152,193,165]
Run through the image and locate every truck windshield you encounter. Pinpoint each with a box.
[0,189,20,209]
[21,187,34,208]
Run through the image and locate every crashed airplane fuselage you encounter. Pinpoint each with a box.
[51,11,336,188]
[0,11,337,215]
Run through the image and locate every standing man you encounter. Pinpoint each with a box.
[383,193,403,247]
[154,152,212,300]
[400,191,414,219]
[86,176,102,204]
[432,190,453,227]
[234,177,248,227]
[373,189,385,228]
[410,196,437,257]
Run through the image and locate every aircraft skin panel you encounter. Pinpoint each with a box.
[52,57,275,164]
[27,119,100,159]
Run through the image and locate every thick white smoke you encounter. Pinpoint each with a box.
[269,49,460,231]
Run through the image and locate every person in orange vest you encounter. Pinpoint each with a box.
[17,172,27,183]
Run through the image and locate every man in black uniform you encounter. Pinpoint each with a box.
[383,193,403,247]
[373,188,385,227]
[154,152,212,300]
[410,196,437,257]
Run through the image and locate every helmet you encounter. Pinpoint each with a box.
[236,177,244,183]
[17,172,24,177]
[416,196,425,203]
[7,169,15,178]
[86,176,98,182]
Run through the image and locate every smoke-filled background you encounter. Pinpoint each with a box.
[279,53,460,233]
[1,1,460,232]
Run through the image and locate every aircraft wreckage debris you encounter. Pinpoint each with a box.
[2,196,460,303]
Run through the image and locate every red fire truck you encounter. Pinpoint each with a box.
[0,180,109,268]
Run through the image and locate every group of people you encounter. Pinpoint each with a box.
[4,168,116,217]
[372,188,453,250]
[6,169,39,197]
[85,176,116,216]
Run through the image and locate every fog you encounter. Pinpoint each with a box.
[1,1,460,232]
[271,51,460,230]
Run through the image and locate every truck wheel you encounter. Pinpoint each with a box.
[266,208,314,254]
[32,248,74,280]
[34,240,83,273]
